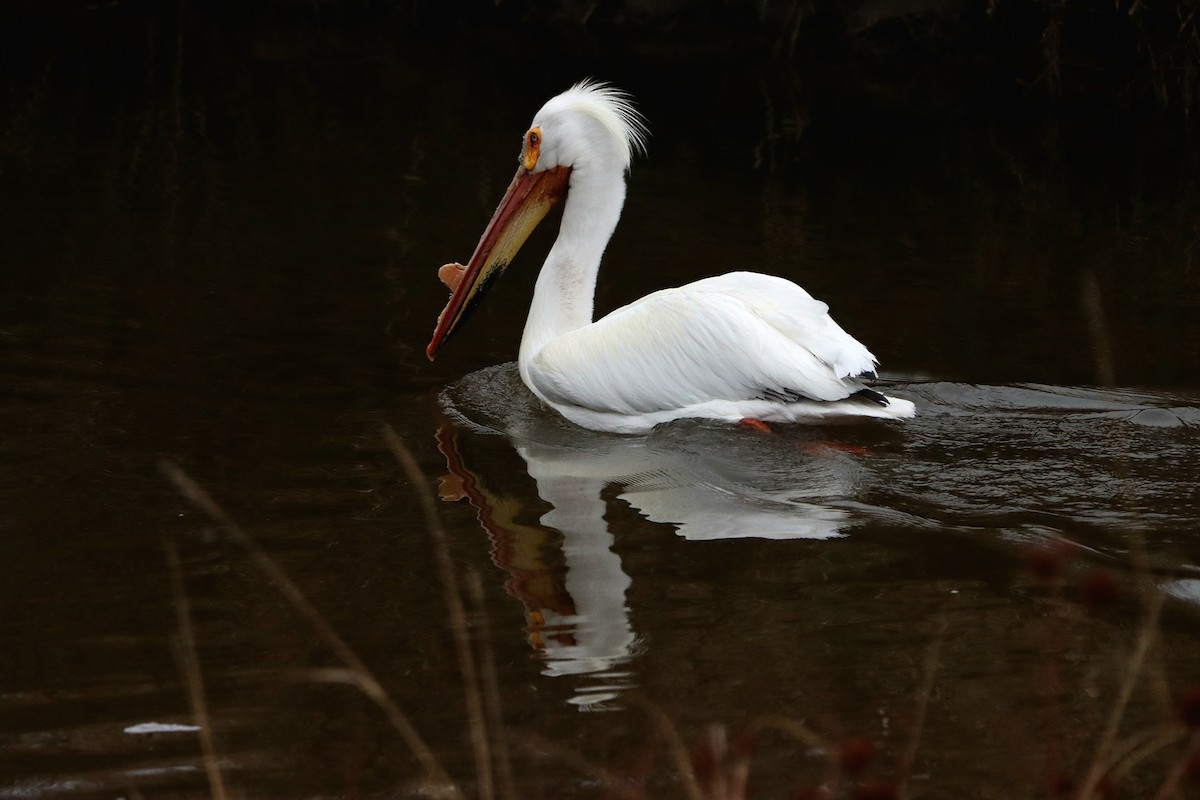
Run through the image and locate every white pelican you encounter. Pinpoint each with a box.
[427,81,915,434]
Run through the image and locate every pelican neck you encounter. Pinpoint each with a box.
[518,163,627,369]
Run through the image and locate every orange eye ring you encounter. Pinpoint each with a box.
[523,127,541,171]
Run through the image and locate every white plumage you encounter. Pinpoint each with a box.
[428,81,915,434]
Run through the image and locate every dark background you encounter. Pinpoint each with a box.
[5,0,1200,139]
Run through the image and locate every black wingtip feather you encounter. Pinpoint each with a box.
[852,387,890,406]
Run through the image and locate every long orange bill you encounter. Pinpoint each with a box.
[426,165,571,360]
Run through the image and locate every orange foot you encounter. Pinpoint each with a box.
[438,262,466,291]
[739,418,772,433]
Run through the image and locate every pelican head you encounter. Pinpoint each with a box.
[426,81,647,360]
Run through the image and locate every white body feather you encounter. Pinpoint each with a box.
[511,82,914,434]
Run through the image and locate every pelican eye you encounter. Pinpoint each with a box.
[523,127,542,171]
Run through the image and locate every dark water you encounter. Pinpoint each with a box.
[3,28,1200,800]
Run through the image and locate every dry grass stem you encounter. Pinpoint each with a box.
[514,730,628,793]
[467,569,516,800]
[626,694,706,800]
[1080,269,1116,388]
[1122,519,1175,724]
[1153,730,1200,800]
[745,714,827,753]
[898,615,947,798]
[164,539,228,800]
[701,725,750,800]
[159,460,459,797]
[1102,725,1186,787]
[1076,574,1167,799]
[278,667,370,685]
[382,426,494,800]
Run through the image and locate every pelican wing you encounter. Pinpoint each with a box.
[524,272,880,415]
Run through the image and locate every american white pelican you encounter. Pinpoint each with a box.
[427,81,915,434]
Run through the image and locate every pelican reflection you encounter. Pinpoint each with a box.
[435,364,873,707]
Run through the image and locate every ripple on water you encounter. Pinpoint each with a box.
[444,367,1200,547]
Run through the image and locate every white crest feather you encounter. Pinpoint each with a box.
[555,79,649,168]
